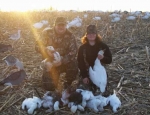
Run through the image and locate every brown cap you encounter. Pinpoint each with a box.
[55,17,67,25]
[86,25,97,34]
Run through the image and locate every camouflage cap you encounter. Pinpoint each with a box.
[86,25,97,34]
[55,17,67,25]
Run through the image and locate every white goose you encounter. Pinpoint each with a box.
[107,90,121,113]
[41,46,61,71]
[89,50,107,93]
[22,96,42,114]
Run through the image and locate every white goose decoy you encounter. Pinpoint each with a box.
[93,16,101,21]
[33,20,49,29]
[67,17,82,28]
[141,15,150,20]
[111,17,121,22]
[83,14,88,18]
[126,16,136,21]
[89,50,107,93]
[9,30,21,40]
[33,22,43,29]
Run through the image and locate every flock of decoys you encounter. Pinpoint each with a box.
[0,29,26,95]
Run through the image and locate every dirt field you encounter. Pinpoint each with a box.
[0,11,150,115]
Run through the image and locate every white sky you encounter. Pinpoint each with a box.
[0,0,150,12]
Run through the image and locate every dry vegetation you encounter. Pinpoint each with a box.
[0,11,150,115]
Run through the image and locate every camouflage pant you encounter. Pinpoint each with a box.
[42,61,78,91]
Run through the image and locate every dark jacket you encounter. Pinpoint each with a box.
[77,41,112,79]
[35,28,78,65]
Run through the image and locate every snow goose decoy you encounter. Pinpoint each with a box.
[111,17,121,23]
[89,50,107,93]
[126,16,136,21]
[0,43,13,53]
[33,20,49,29]
[93,16,101,21]
[2,55,24,71]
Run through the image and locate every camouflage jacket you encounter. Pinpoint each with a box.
[35,28,78,64]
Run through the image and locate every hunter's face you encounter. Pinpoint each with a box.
[55,23,66,34]
[87,33,96,41]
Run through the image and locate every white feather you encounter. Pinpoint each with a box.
[76,89,94,107]
[71,105,77,113]
[89,50,107,93]
[54,101,60,111]
[107,92,121,113]
[22,96,42,114]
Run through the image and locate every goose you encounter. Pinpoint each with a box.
[46,46,61,63]
[22,96,42,114]
[1,55,26,87]
[93,17,101,20]
[68,91,84,113]
[41,46,61,71]
[0,69,27,87]
[89,50,107,93]
[141,15,150,20]
[33,20,49,29]
[86,98,102,113]
[126,16,136,21]
[2,55,24,71]
[90,95,109,112]
[111,17,121,22]
[76,89,94,108]
[67,17,82,28]
[83,14,88,18]
[33,22,43,29]
[0,43,13,53]
[68,102,84,113]
[107,90,121,113]
[109,13,121,18]
[9,30,21,40]
[41,91,55,112]
[42,87,74,111]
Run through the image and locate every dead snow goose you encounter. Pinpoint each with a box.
[89,50,107,93]
[107,90,121,113]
